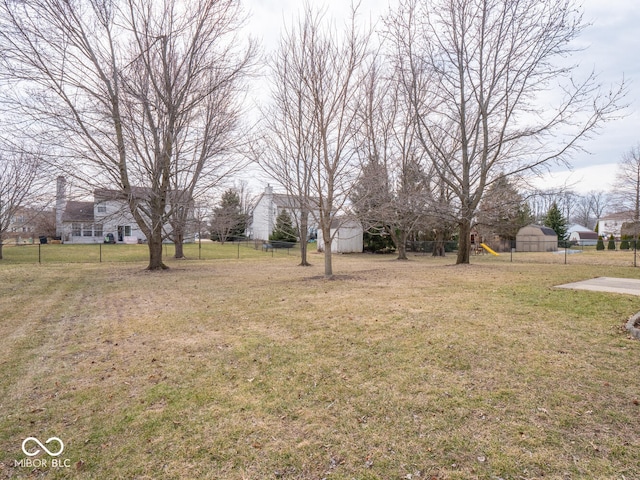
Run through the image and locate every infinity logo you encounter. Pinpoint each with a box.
[21,437,64,457]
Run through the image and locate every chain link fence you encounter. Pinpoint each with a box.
[1,238,638,267]
[0,239,303,264]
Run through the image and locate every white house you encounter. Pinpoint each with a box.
[55,177,193,244]
[316,217,364,254]
[567,224,598,246]
[596,212,635,239]
[251,185,319,241]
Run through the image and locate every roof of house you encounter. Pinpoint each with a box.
[256,191,320,210]
[568,224,590,233]
[598,211,635,222]
[94,187,192,204]
[62,201,94,222]
[573,231,598,240]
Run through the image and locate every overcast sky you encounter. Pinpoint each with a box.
[243,0,640,194]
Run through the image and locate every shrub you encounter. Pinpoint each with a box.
[620,235,630,250]
[607,235,616,250]
[596,236,605,250]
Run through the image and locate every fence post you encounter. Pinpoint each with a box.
[237,241,240,260]
[100,243,102,263]
[38,243,41,264]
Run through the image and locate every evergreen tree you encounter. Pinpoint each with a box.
[210,189,247,243]
[596,235,605,250]
[270,209,297,243]
[477,177,533,249]
[607,234,616,250]
[620,235,630,250]
[543,202,568,242]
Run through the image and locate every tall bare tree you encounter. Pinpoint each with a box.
[258,4,371,277]
[613,145,640,220]
[352,59,428,260]
[0,0,253,269]
[613,145,640,244]
[0,148,41,260]
[255,9,320,266]
[386,0,625,264]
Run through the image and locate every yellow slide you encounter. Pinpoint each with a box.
[480,243,499,256]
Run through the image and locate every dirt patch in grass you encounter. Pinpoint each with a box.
[1,255,639,479]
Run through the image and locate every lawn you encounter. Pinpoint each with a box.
[0,240,279,264]
[0,252,639,479]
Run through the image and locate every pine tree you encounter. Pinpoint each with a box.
[210,189,247,243]
[543,202,568,242]
[477,177,533,248]
[596,235,605,250]
[607,234,616,250]
[270,209,297,243]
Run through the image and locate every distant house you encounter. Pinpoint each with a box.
[5,207,55,244]
[596,212,635,239]
[251,185,319,241]
[569,230,598,246]
[516,224,557,252]
[567,224,598,246]
[316,217,364,254]
[55,177,194,244]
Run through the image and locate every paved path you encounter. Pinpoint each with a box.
[556,277,640,296]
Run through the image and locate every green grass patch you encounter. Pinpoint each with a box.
[0,254,639,479]
[0,240,297,264]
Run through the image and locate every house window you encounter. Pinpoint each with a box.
[97,204,106,213]
[83,223,93,236]
[72,223,81,236]
[94,224,103,237]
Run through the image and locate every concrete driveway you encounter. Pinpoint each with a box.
[556,277,640,296]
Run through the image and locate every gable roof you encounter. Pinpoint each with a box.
[574,231,598,240]
[94,187,192,204]
[62,201,94,222]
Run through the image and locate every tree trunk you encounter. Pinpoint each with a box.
[174,229,185,259]
[0,241,3,260]
[298,212,311,266]
[323,227,333,277]
[456,218,472,264]
[389,228,408,260]
[432,230,446,257]
[147,231,167,270]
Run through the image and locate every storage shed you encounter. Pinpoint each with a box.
[317,217,363,254]
[516,224,558,252]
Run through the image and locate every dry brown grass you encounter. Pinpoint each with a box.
[1,252,639,479]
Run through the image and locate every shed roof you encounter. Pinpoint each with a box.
[516,224,558,237]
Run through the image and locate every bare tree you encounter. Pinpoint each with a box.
[613,145,640,220]
[0,148,40,259]
[0,0,253,270]
[613,145,640,244]
[258,4,371,277]
[352,59,428,260]
[386,0,625,264]
[254,11,320,266]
